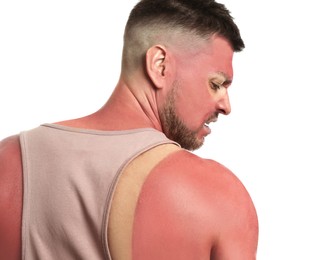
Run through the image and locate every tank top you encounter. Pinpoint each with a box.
[19,124,177,259]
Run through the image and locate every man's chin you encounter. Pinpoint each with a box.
[178,135,204,151]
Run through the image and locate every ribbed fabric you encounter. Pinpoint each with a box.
[20,124,175,260]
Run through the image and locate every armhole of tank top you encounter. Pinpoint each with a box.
[105,143,181,260]
[19,132,28,260]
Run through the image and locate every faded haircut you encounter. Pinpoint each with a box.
[122,0,244,71]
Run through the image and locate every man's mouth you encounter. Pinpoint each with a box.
[204,117,218,126]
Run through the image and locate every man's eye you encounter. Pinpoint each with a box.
[210,82,221,90]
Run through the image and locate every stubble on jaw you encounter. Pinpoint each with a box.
[159,84,204,151]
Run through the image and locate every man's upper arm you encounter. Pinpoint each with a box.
[132,150,258,260]
[0,135,23,259]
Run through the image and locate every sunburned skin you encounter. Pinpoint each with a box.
[0,135,22,260]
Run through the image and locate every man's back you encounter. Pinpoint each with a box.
[0,124,181,259]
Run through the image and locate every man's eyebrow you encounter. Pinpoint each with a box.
[211,72,233,85]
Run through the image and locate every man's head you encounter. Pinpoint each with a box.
[122,0,244,150]
[122,0,244,72]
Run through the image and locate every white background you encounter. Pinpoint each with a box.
[1,1,313,259]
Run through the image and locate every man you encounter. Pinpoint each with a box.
[0,0,258,259]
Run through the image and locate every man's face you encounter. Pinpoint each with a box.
[160,36,234,150]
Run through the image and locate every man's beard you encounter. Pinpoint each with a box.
[159,84,204,151]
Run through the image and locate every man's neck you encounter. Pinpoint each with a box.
[55,77,163,132]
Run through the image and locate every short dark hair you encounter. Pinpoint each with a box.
[125,0,244,52]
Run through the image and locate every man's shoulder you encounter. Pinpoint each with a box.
[133,149,258,258]
[0,135,21,165]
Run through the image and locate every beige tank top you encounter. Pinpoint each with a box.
[20,124,177,259]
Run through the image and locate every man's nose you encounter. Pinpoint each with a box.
[217,92,231,115]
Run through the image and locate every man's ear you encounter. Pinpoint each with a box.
[145,45,171,89]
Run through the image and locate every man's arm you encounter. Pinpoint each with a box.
[132,150,258,259]
[0,135,23,260]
